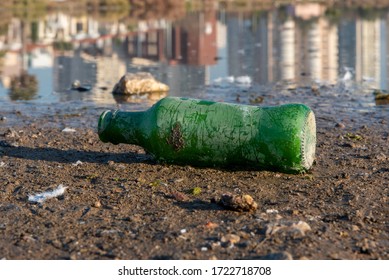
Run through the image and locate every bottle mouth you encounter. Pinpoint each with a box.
[98,110,113,142]
[301,110,316,170]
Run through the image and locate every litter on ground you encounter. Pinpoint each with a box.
[28,184,68,203]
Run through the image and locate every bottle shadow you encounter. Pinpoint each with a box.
[2,145,152,164]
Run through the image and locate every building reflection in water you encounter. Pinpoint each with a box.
[0,4,389,103]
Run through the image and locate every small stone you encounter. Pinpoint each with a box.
[290,221,311,236]
[70,252,78,260]
[357,238,376,254]
[4,128,20,138]
[335,122,346,128]
[112,72,169,95]
[266,220,311,238]
[171,191,189,202]
[351,225,360,231]
[221,234,240,244]
[51,239,62,249]
[215,193,258,212]
[311,85,320,95]
[93,201,102,208]
[204,222,219,230]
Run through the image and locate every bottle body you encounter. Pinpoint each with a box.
[98,97,316,173]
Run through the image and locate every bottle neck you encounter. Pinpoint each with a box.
[98,110,146,145]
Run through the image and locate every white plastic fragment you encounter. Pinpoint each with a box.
[0,161,6,167]
[72,160,83,166]
[235,75,252,85]
[213,76,234,83]
[62,127,76,133]
[28,184,68,203]
[213,75,251,86]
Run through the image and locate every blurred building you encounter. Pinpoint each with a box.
[355,18,382,88]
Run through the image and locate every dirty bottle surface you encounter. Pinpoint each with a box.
[98,97,316,173]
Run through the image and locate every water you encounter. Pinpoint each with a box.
[0,2,388,126]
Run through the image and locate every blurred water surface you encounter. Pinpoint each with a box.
[0,1,388,124]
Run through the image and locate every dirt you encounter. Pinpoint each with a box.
[0,99,388,260]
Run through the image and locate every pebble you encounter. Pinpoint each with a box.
[357,238,376,254]
[93,201,102,208]
[214,193,258,212]
[351,225,360,231]
[204,222,219,229]
[4,128,20,138]
[221,234,241,244]
[335,122,346,128]
[266,221,311,237]
[291,221,311,236]
[171,191,189,202]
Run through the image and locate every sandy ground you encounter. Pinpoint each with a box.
[0,92,388,260]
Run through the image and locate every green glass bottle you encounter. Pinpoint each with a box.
[98,97,316,173]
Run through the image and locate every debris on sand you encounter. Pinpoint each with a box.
[212,193,258,212]
[71,80,92,92]
[62,127,76,133]
[112,72,169,95]
[171,191,190,202]
[189,187,202,195]
[28,184,68,203]
[204,221,219,230]
[221,234,241,244]
[266,221,311,238]
[72,160,83,166]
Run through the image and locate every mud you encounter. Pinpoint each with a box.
[0,99,388,260]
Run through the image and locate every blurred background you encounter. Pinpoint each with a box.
[0,0,389,109]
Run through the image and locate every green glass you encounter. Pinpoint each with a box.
[98,97,316,173]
